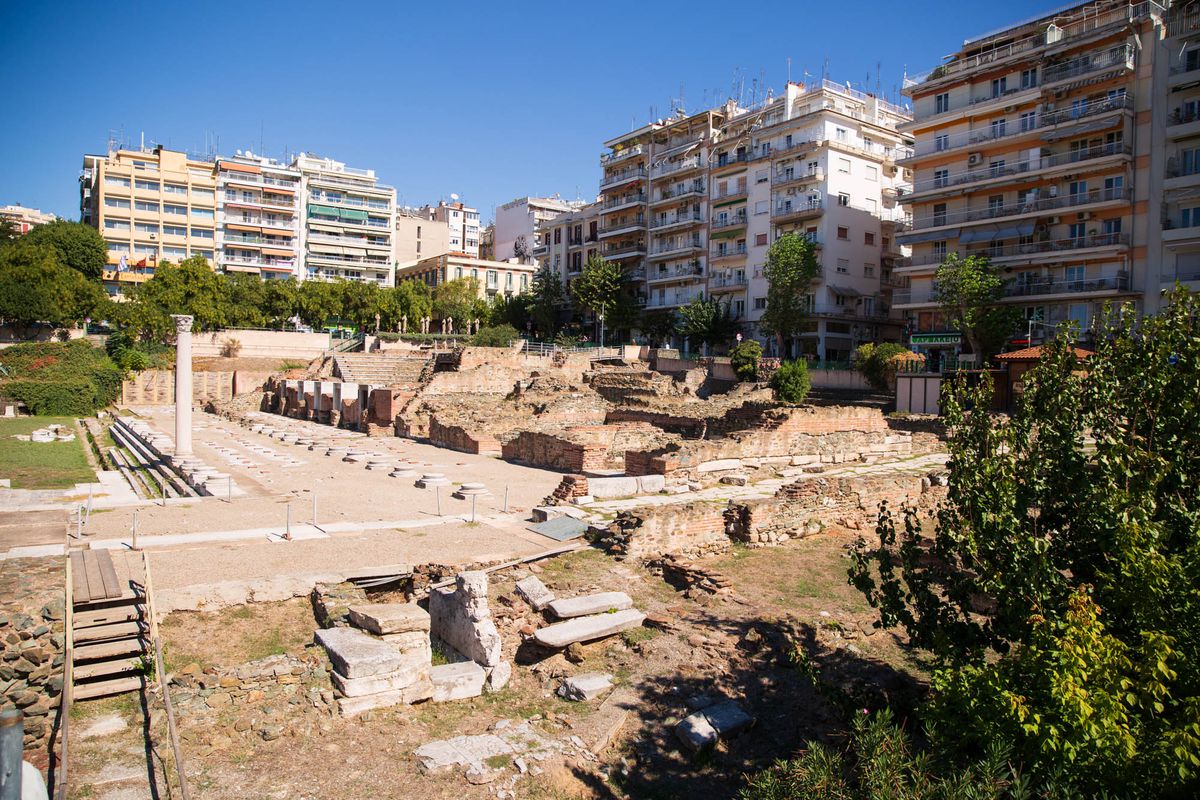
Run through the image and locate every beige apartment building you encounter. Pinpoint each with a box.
[394,206,450,263]
[215,152,302,280]
[534,200,602,291]
[423,200,480,257]
[895,0,1166,367]
[598,81,912,359]
[496,196,586,262]
[79,145,218,294]
[0,204,55,234]
[396,253,537,299]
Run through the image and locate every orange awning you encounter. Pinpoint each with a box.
[227,224,261,233]
[220,162,262,175]
[264,185,295,195]
[261,247,294,257]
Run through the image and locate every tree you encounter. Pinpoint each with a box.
[125,257,227,339]
[296,279,339,330]
[730,340,763,381]
[383,280,432,331]
[335,279,382,331]
[0,242,103,335]
[570,254,625,345]
[639,309,678,348]
[222,272,267,329]
[21,219,107,281]
[678,297,740,354]
[759,234,820,358]
[852,342,910,391]
[933,253,1022,364]
[259,278,299,328]
[0,218,20,245]
[770,359,810,403]
[432,278,482,328]
[849,292,1200,795]
[471,324,519,347]
[528,266,563,338]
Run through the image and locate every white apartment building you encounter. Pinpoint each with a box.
[215,152,302,280]
[534,201,602,290]
[293,153,396,285]
[599,80,912,359]
[422,200,480,257]
[495,196,586,262]
[0,204,55,234]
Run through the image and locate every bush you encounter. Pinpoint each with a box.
[853,342,910,391]
[0,339,123,415]
[120,349,150,372]
[771,359,810,403]
[220,337,242,358]
[730,340,763,381]
[471,324,519,348]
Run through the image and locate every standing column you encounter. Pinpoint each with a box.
[172,314,194,456]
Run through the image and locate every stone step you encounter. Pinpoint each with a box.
[430,661,486,702]
[533,608,646,648]
[315,627,411,679]
[348,603,430,635]
[547,592,633,619]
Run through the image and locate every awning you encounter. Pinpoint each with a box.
[958,227,994,244]
[261,247,294,257]
[341,246,367,256]
[308,204,341,217]
[310,243,344,255]
[219,162,262,175]
[958,220,1036,244]
[307,222,343,234]
[264,185,295,194]
[260,263,294,272]
[827,285,861,297]
[1040,117,1119,142]
[339,208,369,221]
[899,228,960,245]
[227,224,261,233]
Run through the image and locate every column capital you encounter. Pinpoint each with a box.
[171,314,194,334]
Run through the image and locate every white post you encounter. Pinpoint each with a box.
[171,315,194,457]
[312,492,317,526]
[132,509,139,551]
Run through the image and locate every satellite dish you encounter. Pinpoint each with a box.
[450,193,460,201]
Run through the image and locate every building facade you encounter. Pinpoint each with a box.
[214,152,301,280]
[79,145,219,294]
[895,0,1165,366]
[599,81,912,358]
[421,201,480,257]
[394,206,450,264]
[0,204,55,234]
[495,196,585,262]
[534,201,602,291]
[293,153,396,285]
[396,253,537,298]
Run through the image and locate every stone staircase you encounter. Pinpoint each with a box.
[333,353,429,386]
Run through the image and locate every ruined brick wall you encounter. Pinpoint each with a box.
[429,416,502,455]
[605,408,707,436]
[594,500,734,560]
[502,422,667,473]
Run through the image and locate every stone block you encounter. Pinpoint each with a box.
[429,572,502,667]
[336,675,433,716]
[533,609,646,648]
[348,603,430,635]
[675,700,755,751]
[697,459,742,473]
[331,658,430,698]
[557,673,614,701]
[635,475,666,493]
[485,660,512,692]
[382,631,433,659]
[315,627,409,679]
[587,476,639,499]
[430,661,486,702]
[720,474,748,486]
[515,576,554,611]
[572,495,595,505]
[547,592,633,619]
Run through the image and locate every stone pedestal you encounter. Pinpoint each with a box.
[172,314,194,456]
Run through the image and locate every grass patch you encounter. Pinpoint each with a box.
[0,416,95,489]
[161,599,315,671]
[278,360,308,371]
[485,754,512,770]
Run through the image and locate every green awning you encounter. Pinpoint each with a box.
[308,204,340,217]
[712,197,747,209]
[339,208,369,221]
[710,228,743,239]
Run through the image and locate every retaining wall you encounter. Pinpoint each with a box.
[190,329,330,360]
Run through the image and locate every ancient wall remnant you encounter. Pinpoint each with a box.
[428,572,509,690]
[501,422,669,473]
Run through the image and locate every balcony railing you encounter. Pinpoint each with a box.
[599,218,645,235]
[655,182,706,202]
[221,255,296,270]
[1042,44,1135,85]
[772,200,824,219]
[601,144,645,165]
[710,244,748,260]
[600,167,647,189]
[1169,106,1200,126]
[305,252,391,267]
[771,168,824,187]
[603,193,646,210]
[709,275,749,289]
[711,213,748,230]
[650,213,702,231]
[649,263,703,282]
[909,141,1131,195]
[908,186,1128,232]
[646,292,704,308]
[894,272,1130,305]
[905,232,1131,268]
[712,152,752,169]
[650,238,703,257]
[651,156,703,179]
[308,193,390,210]
[224,192,296,211]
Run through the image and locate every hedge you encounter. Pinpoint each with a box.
[0,339,123,415]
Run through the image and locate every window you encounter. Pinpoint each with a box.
[934,133,949,152]
[989,159,1006,178]
[163,246,187,259]
[1102,218,1122,239]
[105,176,131,188]
[162,224,186,236]
[990,118,1007,138]
[1070,98,1089,118]
[191,188,214,202]
[1068,222,1087,242]
[521,274,529,290]
[135,179,159,191]
[1020,111,1037,132]
[934,169,949,188]
[755,169,768,184]
[106,240,128,253]
[1104,175,1123,199]
[1182,147,1200,176]
[988,195,1004,216]
[191,208,213,219]
[554,229,561,244]
[933,240,948,259]
[838,193,850,207]
[506,272,513,289]
[134,222,158,235]
[754,200,768,215]
[756,233,768,246]
[863,197,877,212]
[134,243,157,256]
[933,203,947,226]
[1068,303,1090,332]
[455,267,463,279]
[935,93,950,114]
[837,158,851,174]
[1065,265,1085,286]
[865,232,875,245]
[754,297,767,310]
[837,226,849,240]
[1020,68,1037,89]
[1068,180,1087,202]
[191,227,213,239]
[990,76,1007,98]
[105,197,130,209]
[864,165,878,181]
[134,200,159,212]
[864,263,875,277]
[835,128,848,142]
[164,204,186,215]
[836,258,850,274]
[191,249,213,260]
[163,183,187,195]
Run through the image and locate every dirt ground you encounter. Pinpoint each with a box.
[107,531,927,800]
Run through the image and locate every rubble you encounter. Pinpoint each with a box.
[557,673,614,702]
[675,700,756,752]
[533,609,647,648]
[514,576,555,611]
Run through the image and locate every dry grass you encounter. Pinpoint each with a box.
[160,597,316,672]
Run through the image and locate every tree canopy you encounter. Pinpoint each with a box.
[21,219,107,281]
[678,297,740,353]
[759,233,820,357]
[432,278,487,328]
[0,241,104,334]
[528,265,563,338]
[933,253,1022,363]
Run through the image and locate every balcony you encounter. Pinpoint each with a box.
[600,144,645,166]
[532,244,548,256]
[600,167,646,191]
[906,186,1128,234]
[308,193,390,211]
[651,156,703,180]
[709,244,748,263]
[648,238,704,260]
[771,168,824,189]
[710,213,748,232]
[648,263,703,284]
[602,193,646,212]
[653,182,706,204]
[893,272,1131,306]
[603,241,646,260]
[223,192,296,212]
[1041,44,1135,87]
[1162,219,1200,248]
[711,188,748,205]
[902,232,1130,270]
[646,291,705,309]
[772,200,824,224]
[708,274,748,292]
[649,212,703,232]
[711,152,753,171]
[305,251,391,268]
[221,255,296,272]
[907,141,1131,196]
[599,217,645,238]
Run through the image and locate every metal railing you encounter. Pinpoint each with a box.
[711,214,748,230]
[650,238,704,256]
[651,156,703,179]
[773,200,824,218]
[601,144,645,165]
[603,193,646,209]
[909,140,1130,194]
[772,168,824,186]
[1042,44,1135,84]
[599,218,645,234]
[710,244,748,260]
[903,233,1131,268]
[908,186,1128,232]
[654,182,706,202]
[600,166,646,188]
[650,213,702,230]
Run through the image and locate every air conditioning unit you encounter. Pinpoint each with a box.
[1047,216,1060,224]
[968,152,983,166]
[1077,211,1094,221]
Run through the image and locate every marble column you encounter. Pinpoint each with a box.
[172,314,194,456]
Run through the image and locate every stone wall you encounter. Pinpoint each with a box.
[190,329,331,360]
[501,422,667,473]
[0,557,65,776]
[428,416,502,455]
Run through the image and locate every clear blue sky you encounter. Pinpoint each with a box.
[1,0,1058,224]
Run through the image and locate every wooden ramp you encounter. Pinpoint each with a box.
[68,549,148,700]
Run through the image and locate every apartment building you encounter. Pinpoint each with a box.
[294,153,396,285]
[396,253,537,298]
[422,200,480,257]
[479,223,495,260]
[599,82,912,358]
[533,200,602,290]
[79,145,218,294]
[495,196,586,261]
[895,0,1164,366]
[0,204,55,234]
[214,152,301,280]
[394,206,450,263]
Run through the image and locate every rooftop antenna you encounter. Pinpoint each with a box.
[823,58,830,82]
[876,61,882,97]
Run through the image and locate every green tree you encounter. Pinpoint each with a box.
[125,257,227,338]
[933,253,1022,364]
[259,278,299,328]
[21,219,107,281]
[222,272,267,329]
[853,342,910,391]
[528,266,563,338]
[760,233,820,358]
[730,340,763,381]
[0,242,104,335]
[0,218,20,245]
[335,279,382,331]
[432,278,483,330]
[770,359,811,403]
[570,254,625,345]
[296,280,340,330]
[471,324,519,347]
[383,280,432,331]
[849,292,1200,795]
[639,309,678,348]
[678,297,740,354]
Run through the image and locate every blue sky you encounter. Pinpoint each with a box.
[1,0,1059,223]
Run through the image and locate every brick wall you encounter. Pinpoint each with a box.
[501,422,664,473]
[429,416,502,455]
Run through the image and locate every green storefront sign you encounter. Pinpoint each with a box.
[910,333,962,346]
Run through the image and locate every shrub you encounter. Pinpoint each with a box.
[220,337,242,358]
[729,340,763,381]
[471,324,520,348]
[770,359,810,403]
[0,339,123,414]
[853,342,910,391]
[553,331,587,348]
[120,349,150,372]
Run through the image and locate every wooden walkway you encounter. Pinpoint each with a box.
[68,549,148,700]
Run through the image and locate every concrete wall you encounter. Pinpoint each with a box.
[190,329,330,360]
[896,374,942,415]
[0,325,86,347]
[809,369,870,390]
